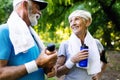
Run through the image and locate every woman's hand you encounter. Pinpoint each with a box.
[92,73,101,80]
[71,49,88,63]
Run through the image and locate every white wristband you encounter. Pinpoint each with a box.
[65,59,75,69]
[25,60,38,74]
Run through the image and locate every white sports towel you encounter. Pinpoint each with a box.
[68,31,101,75]
[7,11,45,55]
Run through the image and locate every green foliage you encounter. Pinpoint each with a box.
[0,0,12,24]
[0,0,120,50]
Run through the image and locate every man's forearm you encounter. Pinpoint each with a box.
[0,65,27,80]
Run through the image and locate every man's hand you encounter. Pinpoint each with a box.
[35,49,57,68]
[45,66,56,78]
[44,49,57,78]
[35,49,57,78]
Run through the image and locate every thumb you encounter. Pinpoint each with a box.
[48,52,57,60]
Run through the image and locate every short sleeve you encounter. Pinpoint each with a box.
[58,41,68,57]
[95,39,108,63]
[95,39,104,53]
[0,25,11,60]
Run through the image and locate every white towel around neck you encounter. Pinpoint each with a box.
[68,31,101,75]
[7,11,45,55]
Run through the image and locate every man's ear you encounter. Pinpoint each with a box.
[22,1,28,10]
[21,0,29,18]
[20,0,31,26]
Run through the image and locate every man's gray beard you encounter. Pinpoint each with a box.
[27,1,38,26]
[28,13,39,26]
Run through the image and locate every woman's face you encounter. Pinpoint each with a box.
[69,16,87,35]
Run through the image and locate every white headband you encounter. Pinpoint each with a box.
[68,10,92,24]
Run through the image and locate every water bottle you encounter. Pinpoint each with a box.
[46,43,55,52]
[78,44,88,67]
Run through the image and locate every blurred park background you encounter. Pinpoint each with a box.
[0,0,120,80]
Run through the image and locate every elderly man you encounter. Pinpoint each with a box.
[55,10,107,80]
[0,0,57,80]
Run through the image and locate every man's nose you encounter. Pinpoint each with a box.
[37,10,42,16]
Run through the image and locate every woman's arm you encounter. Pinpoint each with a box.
[55,55,70,78]
[92,50,108,80]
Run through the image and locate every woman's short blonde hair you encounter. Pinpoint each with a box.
[68,10,92,26]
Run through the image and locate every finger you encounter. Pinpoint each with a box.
[47,71,55,78]
[45,49,57,55]
[48,53,57,60]
[78,53,88,58]
[78,51,88,56]
[81,49,88,52]
[92,76,97,80]
[82,51,89,54]
[45,49,51,54]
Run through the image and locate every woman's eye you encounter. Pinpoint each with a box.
[70,20,72,23]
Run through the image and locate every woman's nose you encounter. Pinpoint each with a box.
[70,20,76,26]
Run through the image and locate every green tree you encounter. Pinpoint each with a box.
[0,0,12,24]
[0,0,120,50]
[39,0,120,50]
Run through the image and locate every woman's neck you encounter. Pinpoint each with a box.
[77,31,87,45]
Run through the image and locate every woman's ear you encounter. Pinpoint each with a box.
[86,19,91,27]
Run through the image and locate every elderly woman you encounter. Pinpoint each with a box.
[55,10,107,80]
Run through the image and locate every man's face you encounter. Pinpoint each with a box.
[28,1,41,26]
[69,16,87,35]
